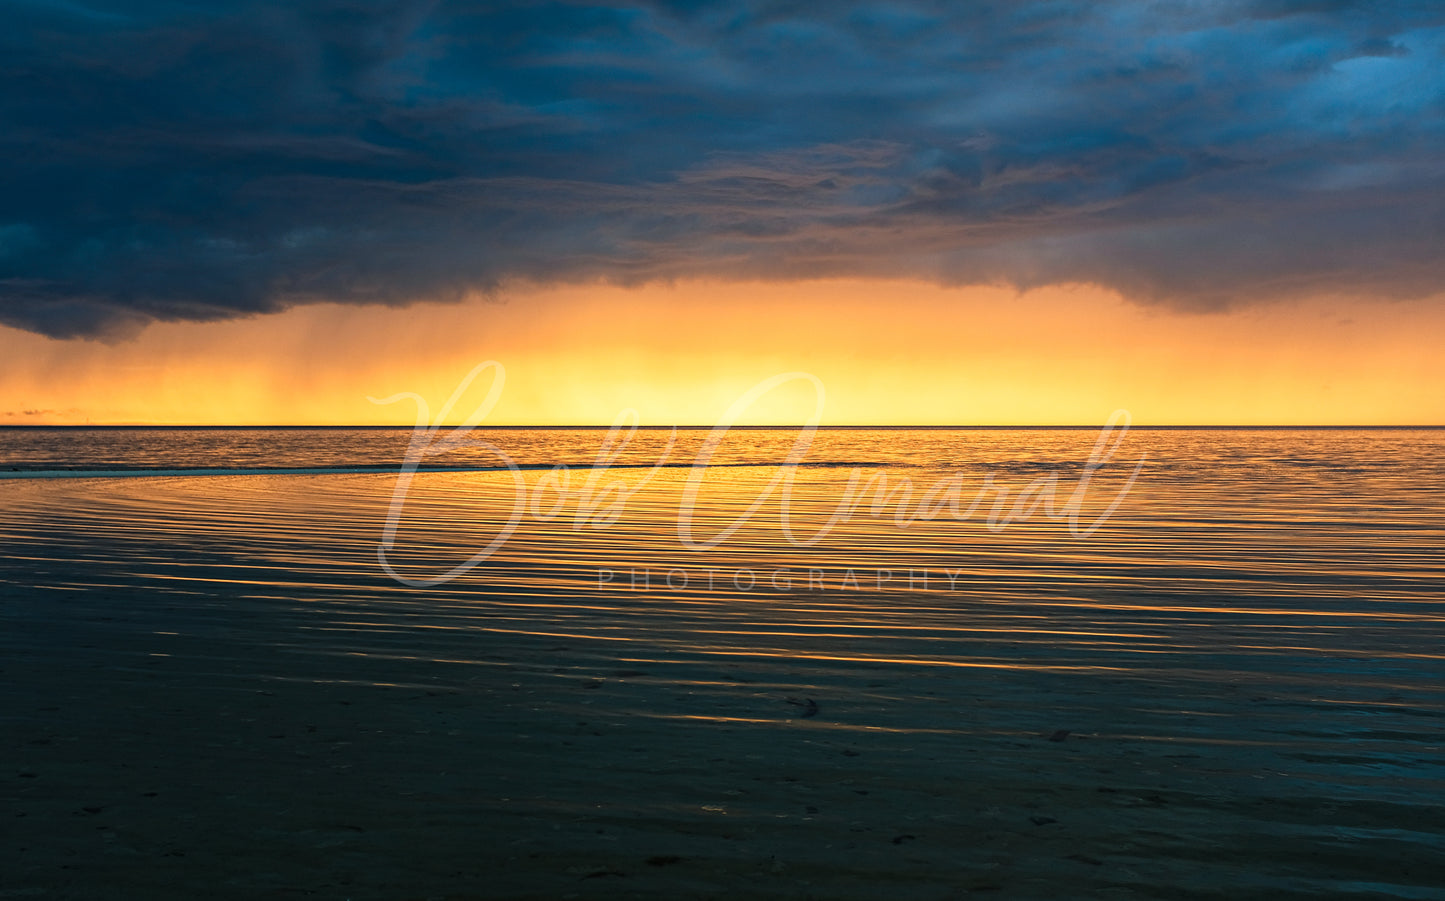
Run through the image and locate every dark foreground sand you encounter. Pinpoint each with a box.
[4,577,1443,901]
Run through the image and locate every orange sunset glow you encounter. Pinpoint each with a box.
[4,279,1443,426]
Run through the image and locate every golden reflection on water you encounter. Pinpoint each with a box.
[2,431,1442,772]
[2,430,1442,673]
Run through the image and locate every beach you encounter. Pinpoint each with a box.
[9,0,1445,895]
[3,429,1444,899]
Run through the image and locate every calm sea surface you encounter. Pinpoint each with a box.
[2,426,1442,897]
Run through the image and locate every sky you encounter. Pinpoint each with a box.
[2,0,1443,424]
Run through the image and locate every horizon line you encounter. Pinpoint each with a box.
[2,424,1443,430]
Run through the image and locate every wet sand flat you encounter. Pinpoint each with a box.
[3,439,1444,899]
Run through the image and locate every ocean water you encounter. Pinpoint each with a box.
[2,426,1443,897]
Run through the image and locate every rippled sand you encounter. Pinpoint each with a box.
[2,430,1443,898]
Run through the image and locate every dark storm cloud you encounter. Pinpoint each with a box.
[2,0,1443,337]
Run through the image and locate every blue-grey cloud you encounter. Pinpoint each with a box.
[1,0,1443,337]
